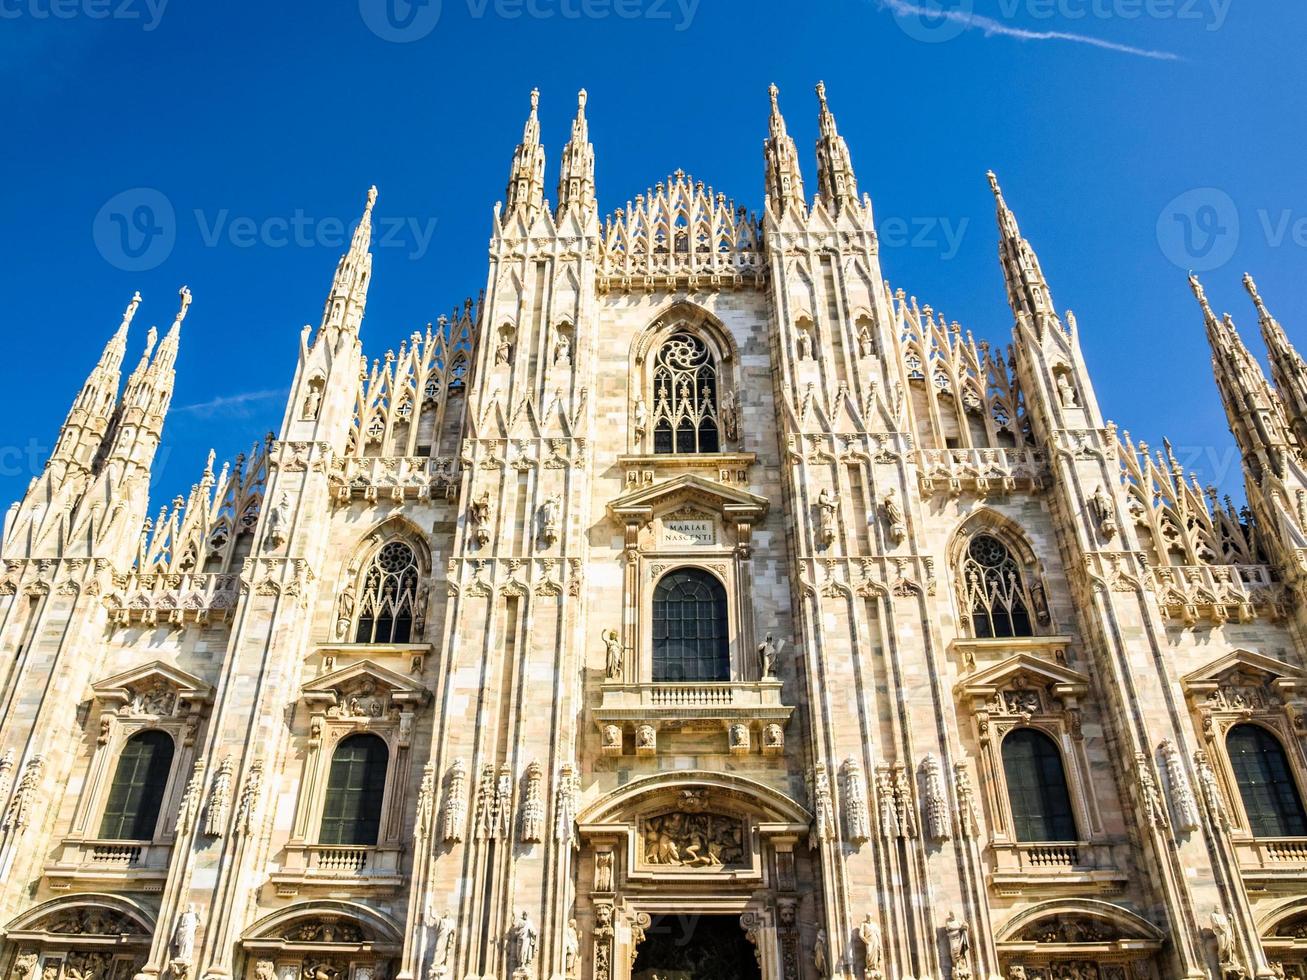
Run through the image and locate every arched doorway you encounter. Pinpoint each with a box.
[998,902,1165,980]
[240,902,403,980]
[632,915,762,980]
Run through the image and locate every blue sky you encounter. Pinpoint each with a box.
[1,0,1303,508]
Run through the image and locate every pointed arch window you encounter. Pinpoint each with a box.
[652,569,729,682]
[354,542,419,644]
[99,730,175,841]
[652,334,720,455]
[1227,724,1307,838]
[962,534,1035,638]
[1002,728,1077,842]
[319,733,389,846]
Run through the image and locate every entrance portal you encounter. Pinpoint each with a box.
[632,914,762,980]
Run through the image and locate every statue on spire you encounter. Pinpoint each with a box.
[763,83,806,218]
[813,80,860,214]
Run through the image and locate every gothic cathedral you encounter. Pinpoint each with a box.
[2,83,1306,980]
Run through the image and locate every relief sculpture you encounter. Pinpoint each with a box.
[641,811,745,868]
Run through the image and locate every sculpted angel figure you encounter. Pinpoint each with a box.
[602,629,623,680]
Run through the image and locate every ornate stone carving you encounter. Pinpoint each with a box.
[492,764,513,839]
[474,763,496,841]
[876,765,900,839]
[763,723,785,756]
[3,755,42,832]
[602,629,623,680]
[508,910,537,974]
[1089,485,1118,540]
[171,904,200,968]
[944,912,972,980]
[1135,752,1169,829]
[563,918,581,978]
[131,680,178,716]
[729,724,751,756]
[641,811,745,868]
[841,758,871,844]
[520,762,545,844]
[538,495,562,547]
[601,724,622,756]
[470,492,492,548]
[1210,909,1236,970]
[757,634,782,679]
[860,913,884,980]
[881,489,906,545]
[1159,739,1199,832]
[636,725,657,757]
[1194,749,1231,830]
[284,921,364,943]
[808,763,836,845]
[175,761,205,835]
[894,763,917,839]
[441,758,467,843]
[415,762,436,840]
[204,756,234,837]
[954,763,980,839]
[922,753,951,842]
[1015,915,1113,943]
[235,758,264,836]
[554,762,579,849]
[816,488,837,548]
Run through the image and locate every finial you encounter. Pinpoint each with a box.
[1188,273,1216,319]
[205,448,216,477]
[1243,272,1269,316]
[174,285,193,326]
[769,82,779,106]
[986,170,1001,197]
[123,291,143,327]
[815,80,828,106]
[530,87,540,111]
[366,185,378,212]
[577,88,587,110]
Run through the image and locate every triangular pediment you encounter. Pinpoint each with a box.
[607,473,769,526]
[91,660,213,709]
[958,651,1089,700]
[1182,648,1306,695]
[302,659,429,711]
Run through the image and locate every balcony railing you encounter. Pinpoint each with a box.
[271,843,404,895]
[595,680,793,723]
[1235,836,1307,881]
[989,839,1127,894]
[44,838,170,887]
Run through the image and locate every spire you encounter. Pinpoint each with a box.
[47,291,144,476]
[556,89,596,218]
[763,83,807,218]
[813,81,859,214]
[151,285,191,376]
[1246,273,1307,449]
[987,170,1058,327]
[1189,274,1294,484]
[506,88,546,216]
[318,186,377,343]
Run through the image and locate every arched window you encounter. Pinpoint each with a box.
[319,733,389,846]
[1227,724,1307,838]
[652,333,720,455]
[961,534,1035,638]
[1002,729,1077,842]
[652,569,730,682]
[99,730,175,841]
[355,541,420,644]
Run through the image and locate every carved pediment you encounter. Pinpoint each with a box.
[958,652,1089,706]
[607,473,768,528]
[301,660,430,718]
[1182,649,1306,707]
[91,661,213,716]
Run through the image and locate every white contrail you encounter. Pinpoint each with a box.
[878,0,1182,60]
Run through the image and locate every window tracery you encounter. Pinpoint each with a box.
[353,542,420,644]
[651,334,720,455]
[960,534,1040,639]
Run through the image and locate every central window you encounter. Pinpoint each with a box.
[355,542,419,644]
[962,534,1034,639]
[99,730,175,841]
[1002,728,1077,842]
[652,333,720,454]
[652,569,729,682]
[319,732,389,846]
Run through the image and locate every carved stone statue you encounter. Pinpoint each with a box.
[264,493,289,550]
[554,333,571,365]
[798,330,814,361]
[495,338,512,365]
[430,909,454,972]
[254,961,275,980]
[470,492,491,547]
[814,929,829,976]
[171,905,200,965]
[816,488,837,547]
[634,397,648,439]
[539,495,562,546]
[563,918,581,977]
[859,327,875,358]
[719,388,740,443]
[302,383,323,421]
[602,629,623,680]
[944,912,971,980]
[757,634,781,679]
[509,910,538,974]
[1089,485,1117,540]
[601,725,622,753]
[859,913,883,979]
[1211,908,1235,967]
[1057,372,1079,408]
[881,489,906,544]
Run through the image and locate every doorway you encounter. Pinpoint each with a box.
[631,914,762,980]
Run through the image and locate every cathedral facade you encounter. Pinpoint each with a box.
[3,82,1307,980]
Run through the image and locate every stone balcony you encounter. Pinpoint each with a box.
[916,447,1049,496]
[594,680,795,757]
[44,838,172,890]
[1234,836,1307,887]
[271,843,405,896]
[1149,563,1286,625]
[989,840,1128,895]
